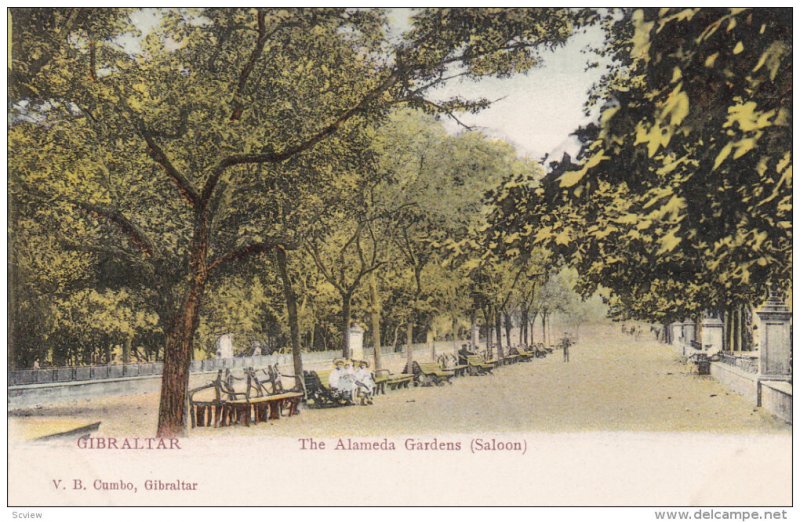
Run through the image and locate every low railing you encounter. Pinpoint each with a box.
[8,355,287,387]
[8,340,472,386]
[717,352,759,374]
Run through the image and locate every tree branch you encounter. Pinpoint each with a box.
[207,237,295,274]
[303,238,345,294]
[229,9,268,122]
[411,97,476,131]
[19,183,159,259]
[202,69,400,206]
[141,131,200,205]
[61,239,155,273]
[105,90,200,206]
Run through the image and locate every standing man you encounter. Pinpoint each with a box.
[562,335,570,363]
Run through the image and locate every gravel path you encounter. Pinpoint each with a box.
[9,324,789,440]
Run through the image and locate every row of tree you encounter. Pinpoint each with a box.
[13,8,788,437]
[488,8,791,349]
[9,8,597,436]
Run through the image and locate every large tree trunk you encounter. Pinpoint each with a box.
[724,306,733,352]
[275,247,304,379]
[542,312,550,346]
[495,308,504,361]
[157,216,210,438]
[736,305,743,353]
[743,304,753,351]
[469,312,477,348]
[392,324,400,352]
[520,308,527,346]
[123,335,132,364]
[341,292,353,358]
[452,314,459,356]
[504,311,512,349]
[405,320,414,373]
[369,273,383,370]
[157,277,206,437]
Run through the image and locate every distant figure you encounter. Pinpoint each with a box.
[562,334,570,362]
[32,358,40,370]
[458,344,476,365]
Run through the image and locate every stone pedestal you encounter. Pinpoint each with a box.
[471,325,480,348]
[682,321,696,345]
[348,324,365,362]
[756,294,792,380]
[670,323,683,345]
[701,314,724,353]
[215,333,234,359]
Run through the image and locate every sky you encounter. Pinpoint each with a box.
[437,27,609,162]
[387,9,610,161]
[124,8,610,162]
[436,28,608,161]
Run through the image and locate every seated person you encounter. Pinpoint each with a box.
[353,360,375,405]
[328,359,344,390]
[329,359,356,404]
[458,344,476,365]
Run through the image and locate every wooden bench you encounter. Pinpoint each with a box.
[410,361,454,386]
[190,370,247,428]
[512,345,534,361]
[446,363,469,377]
[190,370,303,428]
[501,353,520,365]
[484,356,499,367]
[303,369,353,408]
[466,355,494,376]
[437,354,468,377]
[225,391,304,426]
[374,369,414,394]
[247,364,302,397]
[532,343,550,357]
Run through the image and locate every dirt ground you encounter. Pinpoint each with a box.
[8,324,790,440]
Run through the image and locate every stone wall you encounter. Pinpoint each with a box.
[760,380,792,424]
[8,340,467,411]
[709,362,759,404]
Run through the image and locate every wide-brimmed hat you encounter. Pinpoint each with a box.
[356,360,369,367]
[333,359,345,366]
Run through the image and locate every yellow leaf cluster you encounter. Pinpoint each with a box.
[656,226,682,255]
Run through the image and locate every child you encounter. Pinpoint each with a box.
[354,360,375,405]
